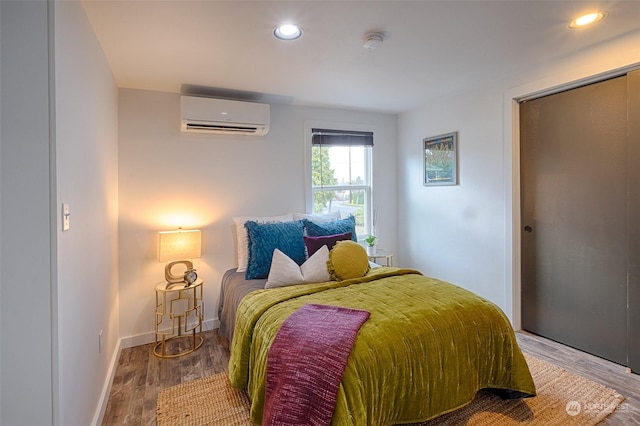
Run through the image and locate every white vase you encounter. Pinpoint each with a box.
[367,246,377,255]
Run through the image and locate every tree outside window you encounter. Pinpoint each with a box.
[311,142,372,238]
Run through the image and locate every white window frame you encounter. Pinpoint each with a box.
[304,120,375,239]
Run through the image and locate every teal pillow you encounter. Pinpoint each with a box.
[245,220,306,279]
[303,215,357,242]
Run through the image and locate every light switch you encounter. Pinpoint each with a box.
[62,203,70,231]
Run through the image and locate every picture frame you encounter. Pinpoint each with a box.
[423,131,458,186]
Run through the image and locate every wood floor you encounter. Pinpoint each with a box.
[102,330,230,425]
[101,329,640,425]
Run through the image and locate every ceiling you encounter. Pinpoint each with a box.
[82,1,640,114]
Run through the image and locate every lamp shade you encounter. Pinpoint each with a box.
[158,229,201,262]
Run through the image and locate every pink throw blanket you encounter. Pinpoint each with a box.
[262,303,371,426]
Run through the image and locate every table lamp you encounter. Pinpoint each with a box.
[158,228,201,285]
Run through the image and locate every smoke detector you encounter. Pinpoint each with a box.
[362,32,385,50]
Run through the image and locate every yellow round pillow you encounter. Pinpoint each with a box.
[327,240,370,280]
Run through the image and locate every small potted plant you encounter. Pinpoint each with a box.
[364,235,377,247]
[364,235,377,254]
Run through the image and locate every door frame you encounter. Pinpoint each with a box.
[502,63,640,330]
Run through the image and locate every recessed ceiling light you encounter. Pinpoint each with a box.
[569,11,606,29]
[273,23,303,40]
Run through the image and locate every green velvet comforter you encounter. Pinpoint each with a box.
[228,267,536,425]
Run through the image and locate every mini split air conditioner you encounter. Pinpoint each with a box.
[180,96,270,136]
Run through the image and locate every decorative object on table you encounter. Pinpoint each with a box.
[183,268,198,286]
[364,235,378,249]
[364,235,377,255]
[364,234,377,247]
[158,228,201,286]
[424,131,458,186]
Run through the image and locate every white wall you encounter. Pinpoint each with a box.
[118,89,398,343]
[55,2,119,425]
[398,84,506,304]
[0,2,119,425]
[0,1,55,424]
[398,29,640,326]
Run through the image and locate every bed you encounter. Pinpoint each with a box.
[221,213,535,425]
[218,268,266,342]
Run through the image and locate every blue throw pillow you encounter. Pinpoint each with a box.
[245,220,306,280]
[303,215,357,242]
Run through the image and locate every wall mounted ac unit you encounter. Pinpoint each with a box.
[180,96,270,136]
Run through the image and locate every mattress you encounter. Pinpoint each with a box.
[217,268,266,342]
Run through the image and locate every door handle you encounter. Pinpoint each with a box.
[524,225,533,233]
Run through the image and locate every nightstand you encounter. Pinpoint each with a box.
[367,248,394,266]
[153,279,204,358]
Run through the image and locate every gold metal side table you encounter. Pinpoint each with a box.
[153,279,204,358]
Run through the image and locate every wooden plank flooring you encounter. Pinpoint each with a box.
[101,330,639,425]
[102,330,230,425]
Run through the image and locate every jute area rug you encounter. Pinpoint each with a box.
[156,354,624,425]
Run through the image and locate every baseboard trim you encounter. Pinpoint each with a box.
[91,336,122,426]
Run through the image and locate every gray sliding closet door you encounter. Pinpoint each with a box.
[629,70,640,373]
[520,75,629,367]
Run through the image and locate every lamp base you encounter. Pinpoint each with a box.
[165,260,193,283]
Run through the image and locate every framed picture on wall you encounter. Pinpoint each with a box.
[423,132,458,186]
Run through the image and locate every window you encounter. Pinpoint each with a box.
[310,128,373,239]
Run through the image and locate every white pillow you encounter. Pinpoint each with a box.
[292,212,341,223]
[265,246,331,288]
[233,213,294,272]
